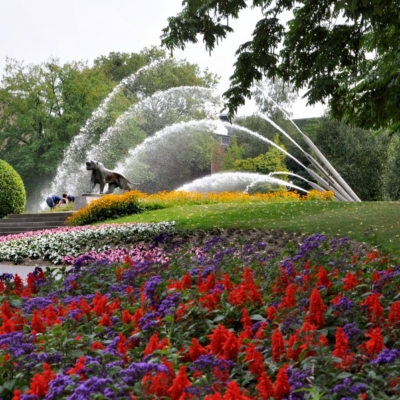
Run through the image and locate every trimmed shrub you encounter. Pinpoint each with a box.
[0,160,26,218]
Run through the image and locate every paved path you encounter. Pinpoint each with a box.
[0,264,38,282]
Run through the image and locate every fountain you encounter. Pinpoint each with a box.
[36,59,360,210]
[177,172,308,194]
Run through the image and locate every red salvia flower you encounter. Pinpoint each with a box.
[333,327,354,368]
[272,328,285,362]
[272,267,289,294]
[1,300,13,319]
[99,314,113,327]
[92,292,108,316]
[279,284,298,308]
[372,270,381,284]
[222,330,240,361]
[67,356,86,376]
[189,338,207,361]
[316,266,332,289]
[122,309,134,325]
[27,363,56,397]
[13,274,23,294]
[168,366,191,400]
[90,342,105,350]
[204,392,223,400]
[11,389,21,400]
[243,342,265,376]
[45,305,61,326]
[253,322,266,341]
[388,301,400,325]
[143,333,160,356]
[181,272,192,289]
[256,371,275,400]
[361,293,384,324]
[238,327,253,343]
[343,272,358,290]
[241,308,252,330]
[362,327,386,358]
[223,273,233,291]
[223,380,252,399]
[208,324,229,356]
[274,365,290,400]
[266,305,278,322]
[31,310,45,333]
[306,288,327,328]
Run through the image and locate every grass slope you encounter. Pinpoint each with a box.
[102,201,400,256]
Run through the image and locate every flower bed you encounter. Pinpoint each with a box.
[0,222,176,265]
[0,233,399,399]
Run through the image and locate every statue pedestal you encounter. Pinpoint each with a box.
[73,194,103,211]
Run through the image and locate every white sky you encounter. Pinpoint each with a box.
[1,0,326,119]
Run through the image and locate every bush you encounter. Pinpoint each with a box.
[0,159,26,218]
[65,191,144,226]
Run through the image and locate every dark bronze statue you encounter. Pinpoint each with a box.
[85,160,133,194]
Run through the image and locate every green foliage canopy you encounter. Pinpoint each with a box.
[0,159,26,218]
[162,0,400,131]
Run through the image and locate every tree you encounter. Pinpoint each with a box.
[161,0,400,131]
[304,118,389,201]
[0,58,114,199]
[233,134,289,176]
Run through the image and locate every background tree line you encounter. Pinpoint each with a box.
[0,47,218,206]
[1,44,399,208]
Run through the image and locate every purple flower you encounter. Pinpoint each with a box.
[139,311,160,330]
[67,377,114,400]
[120,362,168,386]
[371,349,400,365]
[158,293,181,317]
[45,374,74,399]
[144,275,163,304]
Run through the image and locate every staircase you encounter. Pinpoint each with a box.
[0,212,74,237]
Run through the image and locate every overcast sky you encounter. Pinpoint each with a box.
[1,0,326,118]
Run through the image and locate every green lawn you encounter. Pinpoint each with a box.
[103,201,400,256]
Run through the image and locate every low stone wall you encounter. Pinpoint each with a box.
[73,194,103,211]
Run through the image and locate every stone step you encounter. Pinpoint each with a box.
[0,212,74,237]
